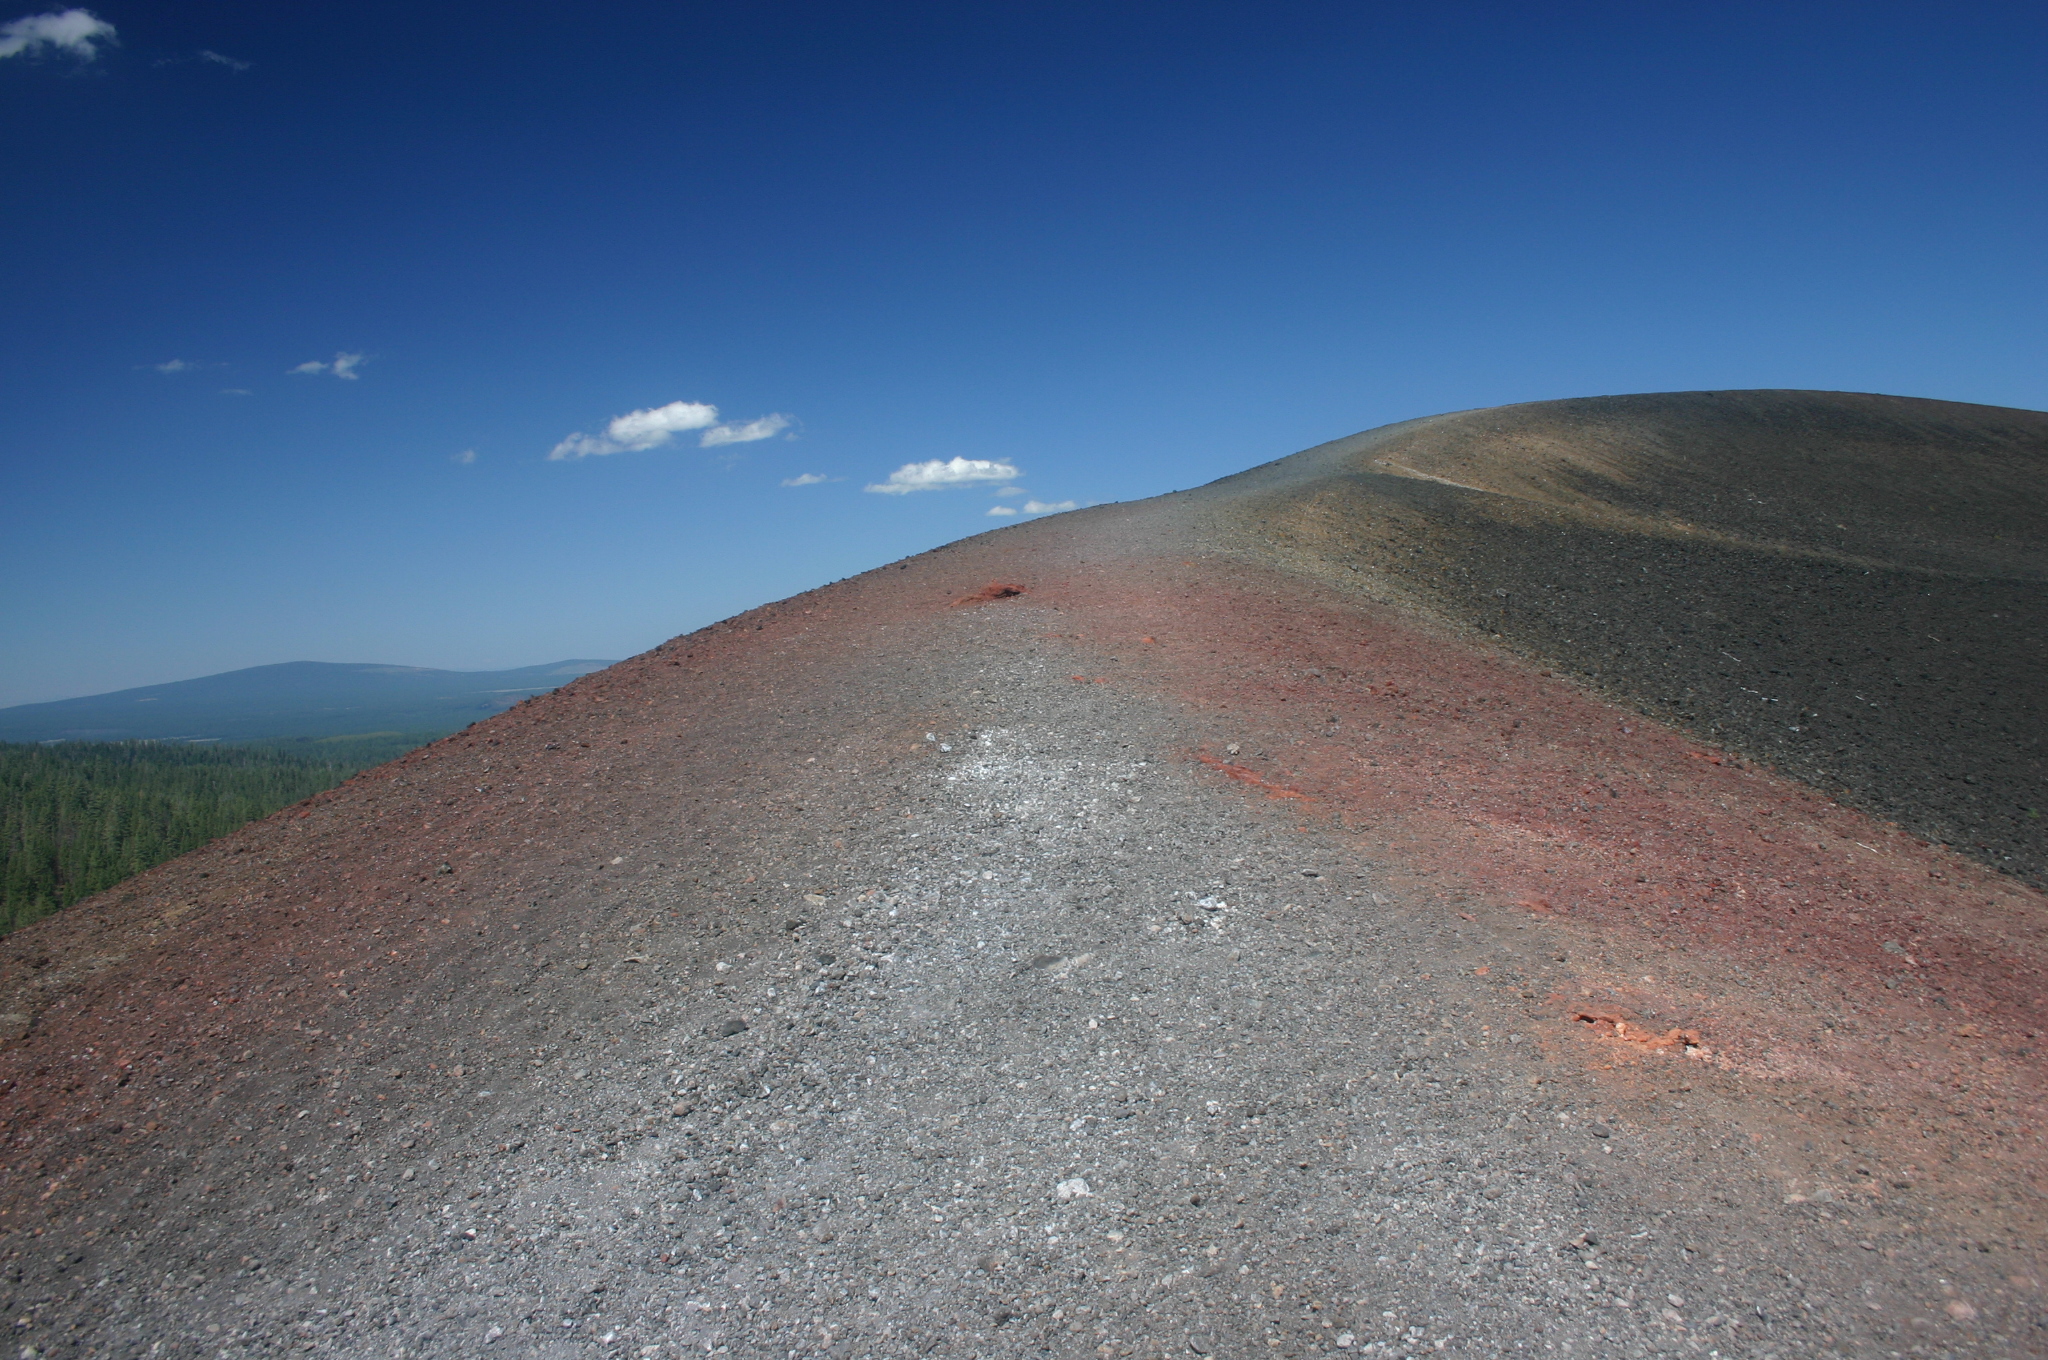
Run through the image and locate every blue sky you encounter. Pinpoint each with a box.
[1,0,2041,708]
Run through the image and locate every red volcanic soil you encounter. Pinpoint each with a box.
[937,523,2048,1183]
[1,391,2043,1356]
[1016,543,2048,1120]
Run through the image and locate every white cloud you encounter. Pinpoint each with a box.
[865,457,1021,495]
[701,413,791,448]
[220,387,251,396]
[781,472,831,487]
[198,49,248,70]
[452,449,477,465]
[290,351,366,380]
[549,399,720,460]
[547,434,616,460]
[1023,499,1078,514]
[606,400,717,447]
[986,505,1018,517]
[0,8,115,60]
[152,359,192,373]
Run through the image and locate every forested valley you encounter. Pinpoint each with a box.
[0,734,431,932]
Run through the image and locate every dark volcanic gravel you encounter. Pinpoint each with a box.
[1194,390,2048,887]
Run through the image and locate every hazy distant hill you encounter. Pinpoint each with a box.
[0,660,615,743]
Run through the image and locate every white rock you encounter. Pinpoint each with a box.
[1055,1177,1092,1201]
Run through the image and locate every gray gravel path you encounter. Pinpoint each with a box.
[21,601,2028,1360]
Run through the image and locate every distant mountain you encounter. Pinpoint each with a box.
[0,660,615,743]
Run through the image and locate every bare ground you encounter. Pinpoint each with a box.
[1,391,2044,1359]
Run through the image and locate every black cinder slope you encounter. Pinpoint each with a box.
[1185,389,2048,884]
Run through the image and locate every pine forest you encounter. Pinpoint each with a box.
[0,736,427,933]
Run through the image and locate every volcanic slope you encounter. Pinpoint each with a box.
[1187,389,2048,886]
[2,390,2045,1360]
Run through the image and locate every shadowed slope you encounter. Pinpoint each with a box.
[1182,390,2048,885]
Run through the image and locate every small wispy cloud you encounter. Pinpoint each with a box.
[0,8,115,61]
[989,498,1078,517]
[865,457,1021,495]
[781,472,833,487]
[549,400,718,460]
[220,388,252,396]
[701,413,791,447]
[550,401,796,460]
[198,49,248,70]
[290,351,365,380]
[452,449,477,465]
[152,359,193,373]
